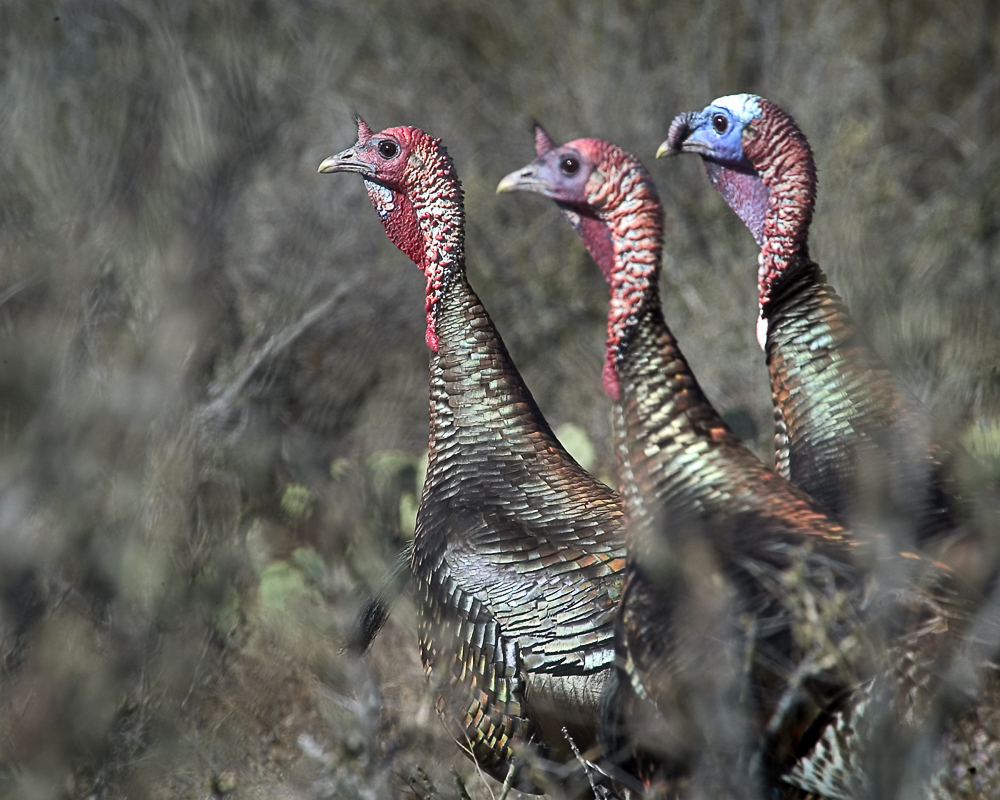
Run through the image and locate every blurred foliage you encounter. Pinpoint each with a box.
[963,419,1000,481]
[0,0,998,798]
[555,422,598,473]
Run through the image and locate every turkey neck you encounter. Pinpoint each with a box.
[743,96,816,312]
[585,166,775,548]
[424,274,575,488]
[408,198,612,521]
[764,259,899,509]
[386,163,578,493]
[585,156,859,555]
[744,101,893,460]
[741,105,950,537]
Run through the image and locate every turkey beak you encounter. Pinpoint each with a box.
[318,146,377,178]
[666,136,714,158]
[496,163,550,196]
[655,140,678,159]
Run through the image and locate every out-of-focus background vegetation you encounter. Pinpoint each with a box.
[1,1,998,798]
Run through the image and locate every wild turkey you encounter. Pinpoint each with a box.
[661,95,987,572]
[498,130,989,799]
[318,120,627,794]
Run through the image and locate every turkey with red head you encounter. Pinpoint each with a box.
[319,121,627,794]
[498,130,985,799]
[661,95,988,576]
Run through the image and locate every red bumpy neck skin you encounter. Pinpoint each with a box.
[577,140,664,400]
[362,124,466,351]
[744,99,817,312]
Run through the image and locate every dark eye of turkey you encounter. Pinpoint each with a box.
[378,140,399,159]
[559,155,580,176]
[712,114,729,134]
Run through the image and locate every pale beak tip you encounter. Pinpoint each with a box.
[496,174,520,194]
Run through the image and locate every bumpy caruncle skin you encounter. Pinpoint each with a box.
[327,119,467,351]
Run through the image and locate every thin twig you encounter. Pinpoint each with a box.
[498,762,516,800]
[563,726,608,800]
[0,280,31,310]
[201,278,360,418]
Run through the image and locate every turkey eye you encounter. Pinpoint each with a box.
[378,140,399,159]
[559,156,580,176]
[712,113,729,134]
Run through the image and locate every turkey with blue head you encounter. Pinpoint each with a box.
[661,95,992,578]
[662,95,1000,799]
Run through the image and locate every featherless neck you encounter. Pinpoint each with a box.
[744,99,817,314]
[412,168,466,352]
[589,159,664,400]
[370,139,466,352]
